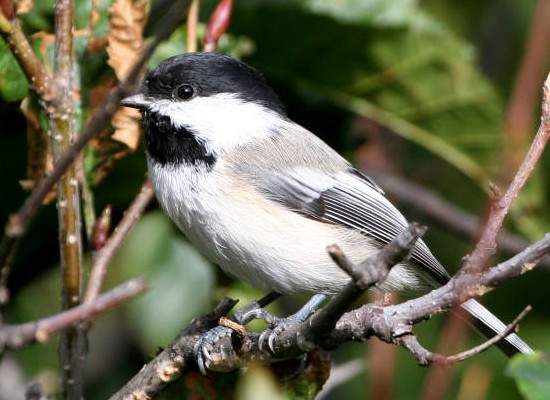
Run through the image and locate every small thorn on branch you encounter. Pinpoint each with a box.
[92,205,112,251]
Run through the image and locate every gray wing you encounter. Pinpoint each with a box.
[249,164,451,286]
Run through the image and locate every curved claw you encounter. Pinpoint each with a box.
[193,326,233,375]
[257,323,286,354]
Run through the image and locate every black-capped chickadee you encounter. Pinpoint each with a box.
[121,52,532,356]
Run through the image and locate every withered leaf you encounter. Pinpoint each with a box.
[107,0,148,151]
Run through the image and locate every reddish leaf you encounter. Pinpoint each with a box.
[0,0,15,20]
[204,0,233,52]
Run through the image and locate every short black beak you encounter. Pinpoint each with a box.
[120,93,152,110]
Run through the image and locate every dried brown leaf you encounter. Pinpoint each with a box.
[111,106,142,150]
[87,77,136,184]
[15,0,32,15]
[107,0,148,151]
[107,0,148,81]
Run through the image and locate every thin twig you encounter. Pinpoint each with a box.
[84,179,154,303]
[0,278,146,352]
[442,305,532,363]
[502,0,550,181]
[462,72,550,275]
[399,305,532,367]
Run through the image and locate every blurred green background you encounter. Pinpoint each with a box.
[1,0,549,399]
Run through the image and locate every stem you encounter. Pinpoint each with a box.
[52,0,86,398]
[462,72,550,274]
[502,0,550,182]
[84,179,154,303]
[0,19,55,103]
[186,0,199,52]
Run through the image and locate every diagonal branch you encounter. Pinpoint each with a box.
[367,168,549,267]
[462,72,550,274]
[84,179,154,303]
[0,278,146,352]
[108,297,238,400]
[268,224,425,358]
[0,0,193,299]
[0,10,55,109]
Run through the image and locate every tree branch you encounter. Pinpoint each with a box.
[0,7,55,108]
[107,228,549,398]
[108,297,238,400]
[268,224,425,359]
[462,72,550,274]
[0,278,146,352]
[84,179,154,303]
[367,168,550,267]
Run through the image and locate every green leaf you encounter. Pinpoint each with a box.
[507,352,550,400]
[302,0,440,28]
[111,211,216,353]
[0,40,28,101]
[232,1,503,187]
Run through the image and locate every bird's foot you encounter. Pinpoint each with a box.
[194,292,282,374]
[194,325,238,374]
[252,294,327,354]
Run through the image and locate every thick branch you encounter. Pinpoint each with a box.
[51,1,86,397]
[108,298,238,400]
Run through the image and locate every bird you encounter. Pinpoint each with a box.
[120,52,532,369]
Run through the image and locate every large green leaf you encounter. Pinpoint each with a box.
[231,0,503,186]
[507,352,550,400]
[0,39,28,101]
[110,211,216,353]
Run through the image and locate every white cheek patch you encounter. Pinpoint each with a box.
[148,93,287,155]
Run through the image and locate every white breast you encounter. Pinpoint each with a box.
[148,158,422,294]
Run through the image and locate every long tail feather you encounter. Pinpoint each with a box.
[460,299,533,356]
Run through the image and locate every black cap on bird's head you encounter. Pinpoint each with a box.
[121,53,289,168]
[121,52,286,116]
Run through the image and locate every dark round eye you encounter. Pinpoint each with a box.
[174,84,195,100]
